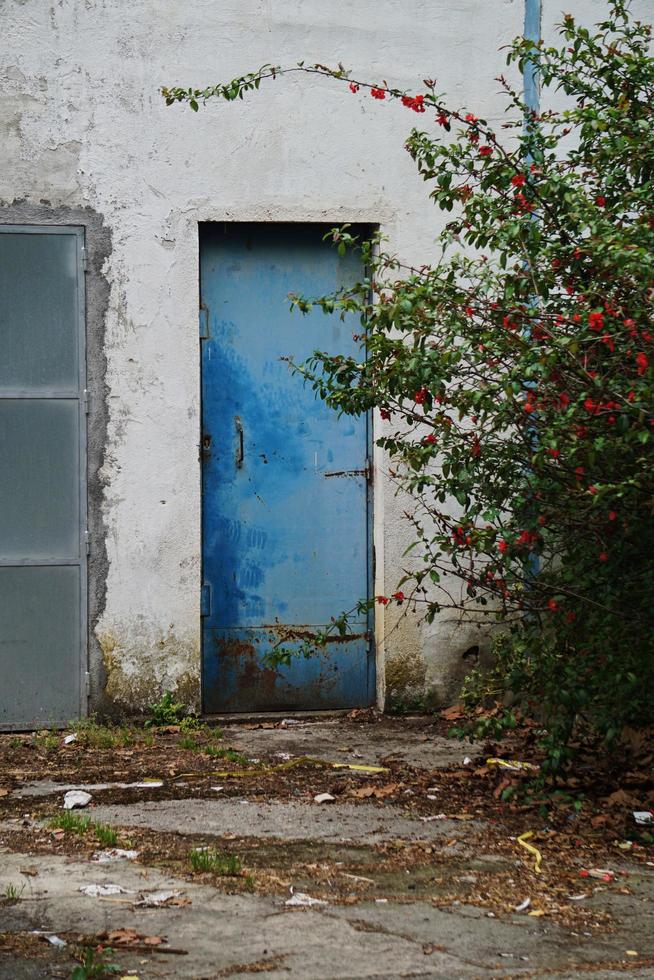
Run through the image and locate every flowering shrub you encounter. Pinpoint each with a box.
[164,1,654,769]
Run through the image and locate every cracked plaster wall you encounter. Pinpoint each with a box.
[2,0,633,715]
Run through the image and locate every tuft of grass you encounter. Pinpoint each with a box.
[189,847,242,875]
[2,882,24,904]
[8,736,22,750]
[49,813,120,847]
[178,735,200,751]
[50,812,92,834]
[93,823,119,847]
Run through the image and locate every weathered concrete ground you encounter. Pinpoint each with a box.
[1,714,653,978]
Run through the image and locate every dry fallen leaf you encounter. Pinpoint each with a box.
[440,704,465,722]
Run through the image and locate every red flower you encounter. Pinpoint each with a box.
[349,82,360,94]
[465,113,478,123]
[588,311,604,332]
[479,145,493,157]
[376,595,389,605]
[598,552,608,562]
[547,598,558,612]
[380,408,391,421]
[392,591,405,602]
[523,402,536,414]
[511,174,527,187]
[370,88,386,100]
[547,448,560,459]
[575,466,585,477]
[422,433,437,445]
[414,388,428,404]
[636,351,649,375]
[595,195,606,207]
[498,539,508,554]
[436,112,449,126]
[608,511,617,521]
[401,94,425,113]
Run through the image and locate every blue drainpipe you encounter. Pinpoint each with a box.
[524,0,542,115]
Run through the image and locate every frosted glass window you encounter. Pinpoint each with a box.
[0,233,78,390]
[0,400,79,559]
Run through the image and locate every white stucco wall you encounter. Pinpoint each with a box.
[2,0,633,714]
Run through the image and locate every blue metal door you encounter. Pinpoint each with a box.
[200,224,373,712]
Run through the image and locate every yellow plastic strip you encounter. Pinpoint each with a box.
[517,831,542,874]
[174,756,388,781]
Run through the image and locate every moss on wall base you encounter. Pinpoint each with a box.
[97,628,200,718]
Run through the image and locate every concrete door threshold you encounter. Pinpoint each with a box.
[202,708,355,726]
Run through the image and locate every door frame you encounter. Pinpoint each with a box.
[0,224,88,729]
[198,220,376,713]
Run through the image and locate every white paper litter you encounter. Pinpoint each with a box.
[91,849,139,863]
[46,935,67,947]
[514,897,531,912]
[634,811,653,825]
[79,883,132,897]
[463,756,472,765]
[63,790,92,810]
[314,793,335,804]
[135,889,184,907]
[285,891,328,907]
[62,734,77,745]
[420,813,447,822]
[211,786,224,792]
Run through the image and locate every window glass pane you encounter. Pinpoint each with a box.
[0,566,80,727]
[0,232,78,390]
[0,400,79,559]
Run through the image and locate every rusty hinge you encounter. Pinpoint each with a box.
[324,458,372,481]
[201,583,211,617]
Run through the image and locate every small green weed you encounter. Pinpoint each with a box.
[33,730,60,752]
[144,691,186,727]
[2,882,24,904]
[202,745,248,764]
[71,946,121,979]
[189,847,242,875]
[8,736,22,750]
